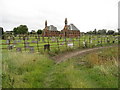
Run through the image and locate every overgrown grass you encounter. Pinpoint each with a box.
[2,46,118,88]
[43,47,118,88]
[2,51,54,88]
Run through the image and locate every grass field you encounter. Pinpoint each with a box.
[1,35,119,54]
[2,46,118,88]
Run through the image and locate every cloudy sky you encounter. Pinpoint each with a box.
[0,0,119,32]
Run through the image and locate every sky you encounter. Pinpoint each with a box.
[118,1,120,28]
[0,0,119,32]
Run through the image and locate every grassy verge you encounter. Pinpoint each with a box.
[44,46,118,88]
[2,46,118,88]
[2,51,54,88]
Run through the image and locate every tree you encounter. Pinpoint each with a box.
[118,28,120,35]
[107,30,115,35]
[97,29,106,35]
[13,27,18,35]
[0,27,4,34]
[93,29,97,35]
[13,25,28,35]
[0,27,4,39]
[37,29,42,34]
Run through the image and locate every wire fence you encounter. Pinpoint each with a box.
[0,34,119,53]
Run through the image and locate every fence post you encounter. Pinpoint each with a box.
[8,38,11,50]
[101,35,103,46]
[57,38,60,51]
[47,36,49,44]
[65,32,67,49]
[23,36,26,51]
[89,35,91,48]
[73,38,74,48]
[104,35,105,44]
[79,36,80,48]
[36,35,40,52]
[97,35,99,46]
[38,34,40,41]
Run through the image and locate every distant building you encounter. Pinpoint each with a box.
[60,18,80,38]
[42,18,80,37]
[42,20,60,37]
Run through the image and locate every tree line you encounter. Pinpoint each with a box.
[13,25,43,35]
[86,29,120,35]
[0,25,120,39]
[0,25,43,36]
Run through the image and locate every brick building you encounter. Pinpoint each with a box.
[60,18,80,38]
[42,18,80,38]
[42,20,60,37]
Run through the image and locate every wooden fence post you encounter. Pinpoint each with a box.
[104,35,105,45]
[8,38,11,50]
[79,36,80,48]
[73,38,74,48]
[89,35,90,48]
[36,36,40,52]
[23,36,26,51]
[97,35,99,45]
[57,38,60,51]
[38,34,40,41]
[65,33,67,49]
[47,36,49,44]
[100,35,101,46]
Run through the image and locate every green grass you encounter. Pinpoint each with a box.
[44,47,118,88]
[2,51,54,88]
[2,46,118,88]
[1,35,119,54]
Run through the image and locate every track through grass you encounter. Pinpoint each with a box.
[2,46,118,88]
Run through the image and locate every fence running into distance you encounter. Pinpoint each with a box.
[0,35,119,53]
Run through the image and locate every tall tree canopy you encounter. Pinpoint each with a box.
[97,29,107,35]
[0,27,4,39]
[92,29,97,35]
[13,25,28,34]
[107,30,115,35]
[37,29,42,34]
[0,27,4,35]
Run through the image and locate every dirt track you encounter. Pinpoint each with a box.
[52,45,117,64]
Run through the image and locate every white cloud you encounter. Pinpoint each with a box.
[1,0,119,32]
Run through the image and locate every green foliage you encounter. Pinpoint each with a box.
[86,31,93,34]
[13,25,28,35]
[97,29,107,35]
[0,27,4,35]
[107,30,115,35]
[44,47,118,88]
[0,27,4,39]
[86,29,117,35]
[86,29,107,35]
[93,28,97,35]
[37,29,42,34]
[2,51,54,88]
[118,28,120,35]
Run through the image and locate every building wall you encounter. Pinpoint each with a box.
[42,19,80,37]
[60,30,80,38]
[42,29,80,37]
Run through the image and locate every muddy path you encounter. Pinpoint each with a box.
[52,45,117,64]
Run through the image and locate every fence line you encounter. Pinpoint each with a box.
[1,35,119,53]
